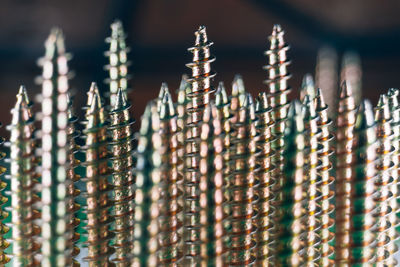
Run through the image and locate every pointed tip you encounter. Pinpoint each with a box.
[300,73,315,100]
[178,74,189,91]
[160,91,175,119]
[113,88,127,110]
[87,82,101,106]
[315,88,327,110]
[256,92,269,111]
[388,88,399,97]
[17,85,31,105]
[377,94,387,107]
[215,82,228,106]
[339,81,352,98]
[46,27,65,55]
[302,94,317,119]
[286,100,304,133]
[195,25,208,45]
[272,24,282,34]
[89,93,102,112]
[159,82,169,99]
[356,99,375,130]
[233,74,245,94]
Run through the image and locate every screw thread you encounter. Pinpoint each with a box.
[38,28,76,266]
[334,82,357,264]
[314,88,335,265]
[133,102,162,267]
[8,88,38,265]
[105,20,131,107]
[228,94,258,266]
[157,88,184,265]
[348,100,376,264]
[108,88,136,265]
[275,101,305,266]
[183,26,216,264]
[374,95,398,265]
[82,92,115,266]
[301,95,322,264]
[264,24,292,208]
[254,92,276,265]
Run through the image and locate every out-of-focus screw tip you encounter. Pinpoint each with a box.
[356,99,374,129]
[377,94,387,107]
[388,87,399,96]
[159,82,168,99]
[215,82,228,106]
[339,81,352,98]
[160,91,175,119]
[272,24,282,34]
[315,88,327,109]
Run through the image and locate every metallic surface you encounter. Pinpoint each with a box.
[38,28,76,267]
[82,92,115,266]
[183,26,216,265]
[108,88,136,265]
[8,87,38,266]
[158,88,184,265]
[314,88,335,266]
[334,82,357,265]
[105,20,130,107]
[254,92,275,265]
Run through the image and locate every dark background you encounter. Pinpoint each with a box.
[0,0,400,135]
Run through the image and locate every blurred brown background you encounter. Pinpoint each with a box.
[0,0,400,135]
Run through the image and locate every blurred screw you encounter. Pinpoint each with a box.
[348,100,376,264]
[38,28,75,267]
[254,92,276,265]
[314,88,335,266]
[300,74,316,102]
[334,82,357,265]
[108,88,136,265]
[105,20,131,107]
[82,92,115,265]
[133,102,162,267]
[183,25,216,265]
[275,101,305,266]
[8,87,38,266]
[228,94,258,266]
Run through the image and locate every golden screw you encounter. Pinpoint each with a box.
[38,28,75,267]
[158,87,184,265]
[82,92,115,266]
[348,100,376,264]
[8,87,39,266]
[314,88,335,265]
[374,95,397,265]
[301,95,321,264]
[105,20,130,107]
[183,25,216,265]
[133,101,162,267]
[228,94,258,266]
[254,91,276,265]
[108,88,136,265]
[334,82,357,264]
[275,101,305,266]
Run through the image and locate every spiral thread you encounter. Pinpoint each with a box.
[107,88,136,265]
[105,20,131,107]
[301,95,322,264]
[348,100,376,264]
[334,82,357,264]
[66,93,82,261]
[82,92,115,266]
[254,91,276,265]
[228,94,258,266]
[387,88,400,232]
[314,88,335,265]
[183,25,216,264]
[133,101,162,267]
[374,95,398,265]
[264,24,292,207]
[38,28,75,266]
[8,88,38,266]
[157,88,184,265]
[275,101,305,266]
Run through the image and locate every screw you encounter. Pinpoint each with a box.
[275,101,305,266]
[348,100,376,264]
[334,82,357,265]
[108,88,136,265]
[105,20,130,107]
[228,94,258,266]
[254,91,276,265]
[301,95,322,264]
[82,91,115,266]
[38,28,75,267]
[374,95,397,265]
[8,87,39,266]
[183,25,216,265]
[300,74,316,101]
[314,88,335,266]
[133,101,162,267]
[158,87,184,265]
